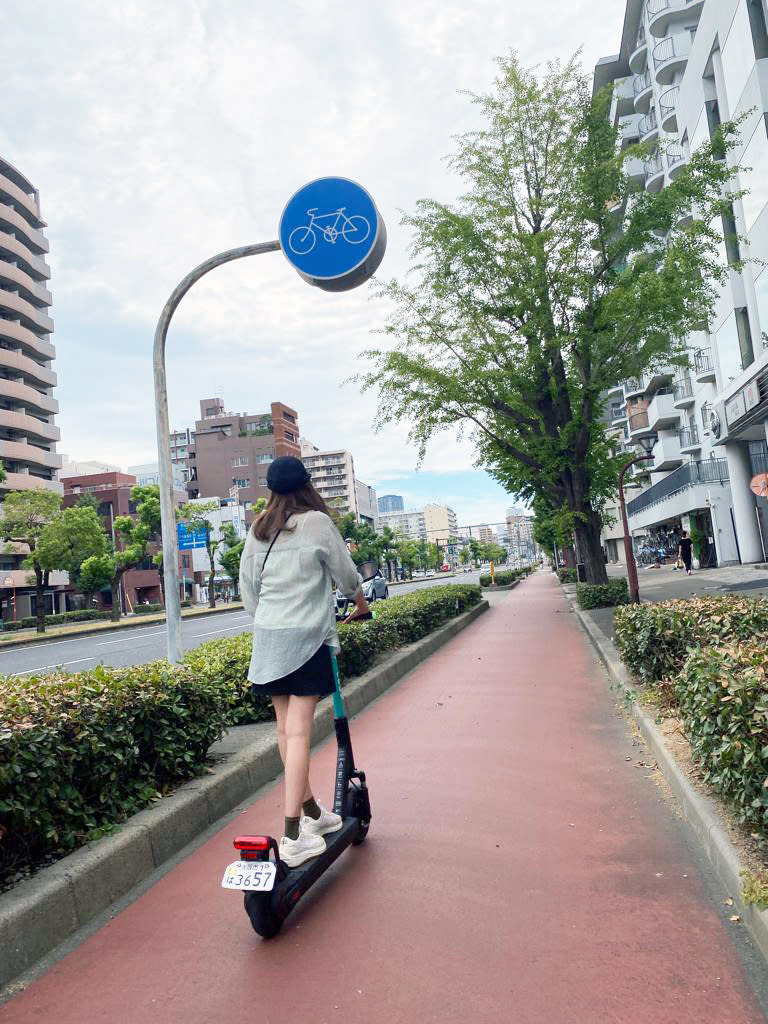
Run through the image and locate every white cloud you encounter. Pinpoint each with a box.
[1,0,624,515]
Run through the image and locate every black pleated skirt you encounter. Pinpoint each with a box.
[253,644,336,697]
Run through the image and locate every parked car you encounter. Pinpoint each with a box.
[334,571,389,618]
[440,563,451,572]
[425,569,435,578]
[462,566,473,573]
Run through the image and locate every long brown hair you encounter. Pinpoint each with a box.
[252,482,331,541]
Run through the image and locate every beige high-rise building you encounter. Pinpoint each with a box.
[423,504,458,545]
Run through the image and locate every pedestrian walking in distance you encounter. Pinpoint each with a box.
[677,530,693,576]
[239,456,371,868]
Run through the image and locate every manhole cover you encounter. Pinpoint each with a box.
[719,579,768,592]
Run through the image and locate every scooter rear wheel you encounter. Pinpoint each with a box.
[244,891,283,938]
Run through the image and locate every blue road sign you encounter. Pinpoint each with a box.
[279,177,386,292]
[177,522,207,551]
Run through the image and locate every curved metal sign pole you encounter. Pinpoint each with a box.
[153,240,280,663]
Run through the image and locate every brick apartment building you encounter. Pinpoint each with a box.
[62,471,166,610]
[175,398,300,520]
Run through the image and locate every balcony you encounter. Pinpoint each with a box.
[651,430,684,471]
[638,107,659,141]
[644,153,665,191]
[667,143,685,178]
[628,410,656,438]
[624,376,647,396]
[647,391,680,431]
[633,70,653,113]
[627,457,728,518]
[694,348,716,382]
[659,87,679,131]
[647,0,705,38]
[673,375,694,407]
[646,367,675,393]
[678,424,701,452]
[629,27,648,73]
[652,34,691,85]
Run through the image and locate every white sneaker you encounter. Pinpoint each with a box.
[301,803,343,837]
[279,830,326,868]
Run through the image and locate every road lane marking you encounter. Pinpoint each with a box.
[189,625,251,639]
[96,629,167,646]
[13,657,97,677]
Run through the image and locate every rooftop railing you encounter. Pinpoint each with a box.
[627,457,729,516]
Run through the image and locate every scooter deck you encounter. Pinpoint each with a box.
[279,816,360,896]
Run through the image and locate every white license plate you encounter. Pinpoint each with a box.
[221,859,277,892]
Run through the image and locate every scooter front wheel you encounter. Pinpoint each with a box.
[244,891,283,938]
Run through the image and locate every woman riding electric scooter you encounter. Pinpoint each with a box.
[238,455,371,868]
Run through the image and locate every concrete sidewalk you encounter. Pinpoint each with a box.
[2,575,766,1023]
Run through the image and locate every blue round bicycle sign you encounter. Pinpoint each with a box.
[279,177,386,292]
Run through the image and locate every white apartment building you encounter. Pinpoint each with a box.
[596,0,768,565]
[378,508,427,541]
[506,510,537,565]
[300,441,377,526]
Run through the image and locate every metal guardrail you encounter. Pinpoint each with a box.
[633,69,652,96]
[639,109,658,136]
[673,376,693,401]
[627,457,729,516]
[694,348,713,374]
[679,424,700,448]
[659,87,679,120]
[629,410,650,431]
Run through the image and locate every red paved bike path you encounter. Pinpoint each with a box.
[2,575,765,1023]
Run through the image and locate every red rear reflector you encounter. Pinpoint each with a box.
[233,835,270,852]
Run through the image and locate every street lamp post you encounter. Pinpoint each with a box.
[618,435,656,604]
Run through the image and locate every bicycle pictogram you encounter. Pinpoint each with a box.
[287,207,371,256]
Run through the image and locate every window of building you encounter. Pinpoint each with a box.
[254,453,274,463]
[748,0,768,59]
[754,265,768,345]
[232,455,248,466]
[736,306,755,370]
[722,1,757,114]
[205,407,219,416]
[721,202,741,265]
[285,430,295,442]
[740,115,768,232]
[233,478,250,489]
[283,411,296,423]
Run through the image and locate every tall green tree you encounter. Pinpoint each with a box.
[36,505,108,594]
[358,53,742,583]
[79,516,150,621]
[1,490,61,632]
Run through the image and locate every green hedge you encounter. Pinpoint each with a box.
[479,568,531,587]
[182,584,483,725]
[614,595,768,682]
[0,662,231,886]
[674,644,768,829]
[575,579,629,609]
[1,609,114,632]
[0,584,481,884]
[134,602,165,615]
[556,568,577,584]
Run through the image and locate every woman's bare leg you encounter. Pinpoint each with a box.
[273,696,315,806]
[283,695,318,818]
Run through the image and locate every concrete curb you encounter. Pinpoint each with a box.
[0,598,489,992]
[481,580,520,593]
[0,603,246,650]
[568,596,768,964]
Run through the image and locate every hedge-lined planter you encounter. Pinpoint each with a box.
[575,579,629,609]
[479,567,533,588]
[556,568,577,584]
[0,584,481,887]
[612,594,768,839]
[614,595,768,683]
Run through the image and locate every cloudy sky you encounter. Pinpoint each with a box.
[1,0,623,528]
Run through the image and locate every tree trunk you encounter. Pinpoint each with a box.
[110,576,122,621]
[208,565,216,608]
[34,565,46,633]
[158,564,165,606]
[573,507,609,584]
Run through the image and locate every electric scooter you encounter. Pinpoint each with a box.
[221,612,373,938]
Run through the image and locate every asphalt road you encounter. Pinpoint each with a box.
[1,572,482,678]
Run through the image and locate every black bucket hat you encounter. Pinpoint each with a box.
[266,455,311,494]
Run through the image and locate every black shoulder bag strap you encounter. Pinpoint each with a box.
[261,530,281,573]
